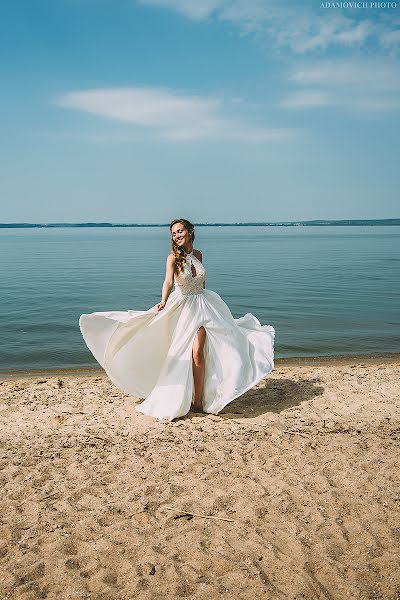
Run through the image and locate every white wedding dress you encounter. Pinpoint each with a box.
[79,251,275,421]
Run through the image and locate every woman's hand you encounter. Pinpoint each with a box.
[156,301,166,312]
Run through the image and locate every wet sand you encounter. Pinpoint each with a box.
[1,358,399,599]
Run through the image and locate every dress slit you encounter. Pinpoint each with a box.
[190,323,208,405]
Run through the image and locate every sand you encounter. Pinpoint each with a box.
[1,358,399,599]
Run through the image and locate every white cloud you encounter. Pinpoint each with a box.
[280,59,400,113]
[280,90,332,109]
[379,27,400,48]
[56,87,219,126]
[301,20,369,52]
[336,21,371,45]
[137,0,394,55]
[138,0,224,20]
[55,86,298,142]
[290,59,400,90]
[272,14,371,53]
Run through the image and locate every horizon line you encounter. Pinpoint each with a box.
[1,218,400,228]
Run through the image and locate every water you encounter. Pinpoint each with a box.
[1,226,399,372]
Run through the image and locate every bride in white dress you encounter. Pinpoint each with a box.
[79,218,275,421]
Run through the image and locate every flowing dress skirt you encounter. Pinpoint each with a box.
[79,289,275,421]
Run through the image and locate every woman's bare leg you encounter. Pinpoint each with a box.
[192,326,206,409]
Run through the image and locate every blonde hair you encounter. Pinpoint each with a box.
[170,218,195,274]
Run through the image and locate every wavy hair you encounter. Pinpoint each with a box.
[170,218,195,274]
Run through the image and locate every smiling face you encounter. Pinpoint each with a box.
[171,222,192,248]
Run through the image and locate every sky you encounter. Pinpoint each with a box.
[1,0,399,223]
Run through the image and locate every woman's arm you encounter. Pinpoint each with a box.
[156,254,175,312]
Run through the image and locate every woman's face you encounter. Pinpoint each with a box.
[171,222,191,247]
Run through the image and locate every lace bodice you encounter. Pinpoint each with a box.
[174,251,206,296]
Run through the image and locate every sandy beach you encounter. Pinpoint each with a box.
[1,357,399,599]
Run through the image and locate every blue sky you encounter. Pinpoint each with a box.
[1,0,399,223]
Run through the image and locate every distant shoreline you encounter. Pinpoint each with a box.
[1,219,400,228]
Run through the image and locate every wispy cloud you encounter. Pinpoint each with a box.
[280,59,400,113]
[290,59,400,90]
[280,90,331,109]
[54,86,298,142]
[379,27,400,48]
[138,0,398,55]
[140,0,224,20]
[276,18,371,53]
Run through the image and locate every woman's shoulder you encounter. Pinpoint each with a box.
[193,248,202,262]
[166,253,176,265]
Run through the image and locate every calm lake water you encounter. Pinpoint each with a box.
[1,226,399,372]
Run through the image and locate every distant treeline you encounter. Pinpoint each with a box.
[1,219,400,228]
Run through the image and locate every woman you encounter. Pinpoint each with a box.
[79,219,275,421]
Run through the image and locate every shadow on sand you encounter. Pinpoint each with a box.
[186,377,325,420]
